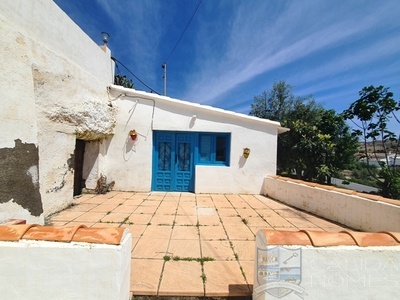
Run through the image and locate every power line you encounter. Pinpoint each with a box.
[112,57,160,95]
[164,0,203,63]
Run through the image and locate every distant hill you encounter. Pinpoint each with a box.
[357,140,398,157]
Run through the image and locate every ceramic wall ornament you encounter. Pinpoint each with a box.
[129,130,137,141]
[243,148,250,159]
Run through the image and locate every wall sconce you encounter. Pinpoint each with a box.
[129,130,137,141]
[243,148,250,159]
[101,32,110,44]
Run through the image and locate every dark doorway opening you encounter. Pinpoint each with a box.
[73,139,86,196]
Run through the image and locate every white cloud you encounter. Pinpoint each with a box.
[182,1,400,106]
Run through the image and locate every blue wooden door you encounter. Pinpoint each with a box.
[152,131,194,192]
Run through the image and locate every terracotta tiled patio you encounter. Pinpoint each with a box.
[47,191,351,298]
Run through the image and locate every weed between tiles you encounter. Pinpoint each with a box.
[163,256,215,264]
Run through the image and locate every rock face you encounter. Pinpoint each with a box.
[48,99,116,141]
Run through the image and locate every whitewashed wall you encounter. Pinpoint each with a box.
[0,0,114,223]
[104,87,283,194]
[262,176,400,232]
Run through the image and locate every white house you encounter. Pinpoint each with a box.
[0,0,287,224]
[98,86,287,194]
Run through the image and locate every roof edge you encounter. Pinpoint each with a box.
[108,85,289,132]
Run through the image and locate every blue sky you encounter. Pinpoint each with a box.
[54,0,400,117]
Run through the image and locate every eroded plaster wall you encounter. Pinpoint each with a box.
[1,0,115,222]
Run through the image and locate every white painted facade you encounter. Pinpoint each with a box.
[102,86,286,194]
[1,0,285,223]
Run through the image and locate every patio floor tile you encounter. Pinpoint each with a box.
[100,212,131,223]
[129,213,153,225]
[142,225,172,240]
[46,191,353,298]
[150,214,176,226]
[122,224,147,238]
[90,203,118,213]
[171,225,199,240]
[199,225,227,240]
[72,211,106,223]
[230,240,256,261]
[200,240,235,261]
[174,215,198,226]
[132,237,169,259]
[131,259,163,296]
[224,224,255,240]
[167,239,201,258]
[203,261,250,297]
[48,210,85,222]
[158,261,204,296]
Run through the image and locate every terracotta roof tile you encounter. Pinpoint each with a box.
[261,229,400,247]
[340,230,399,247]
[0,224,40,241]
[300,230,356,246]
[73,227,126,245]
[23,225,88,243]
[0,225,127,245]
[381,231,400,243]
[262,229,312,246]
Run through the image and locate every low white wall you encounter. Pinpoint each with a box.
[262,176,400,232]
[0,230,132,300]
[254,230,400,300]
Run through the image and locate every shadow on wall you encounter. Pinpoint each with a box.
[124,134,137,161]
[238,155,247,168]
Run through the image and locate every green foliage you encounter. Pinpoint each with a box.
[378,166,400,199]
[114,74,134,89]
[343,85,400,199]
[347,162,379,187]
[250,81,358,184]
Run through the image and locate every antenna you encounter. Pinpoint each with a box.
[162,63,167,96]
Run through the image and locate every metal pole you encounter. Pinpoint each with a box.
[162,63,167,96]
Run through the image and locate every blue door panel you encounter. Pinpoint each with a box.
[152,131,194,192]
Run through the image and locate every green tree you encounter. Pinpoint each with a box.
[343,85,400,199]
[114,74,134,89]
[250,81,310,122]
[250,81,358,184]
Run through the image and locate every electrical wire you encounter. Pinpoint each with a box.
[164,0,203,63]
[111,57,161,95]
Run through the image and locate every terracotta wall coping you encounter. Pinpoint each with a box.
[0,225,127,245]
[261,229,400,247]
[271,175,400,207]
